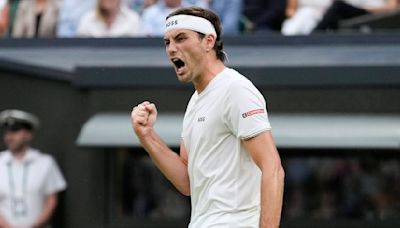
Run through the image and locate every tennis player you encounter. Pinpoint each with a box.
[131,7,284,228]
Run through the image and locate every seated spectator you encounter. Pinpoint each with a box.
[12,0,59,38]
[7,0,23,35]
[282,0,332,35]
[186,0,242,35]
[57,0,96,37]
[243,0,287,34]
[314,0,399,31]
[0,0,8,37]
[78,0,141,37]
[129,0,158,14]
[141,0,189,36]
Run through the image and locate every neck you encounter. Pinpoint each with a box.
[11,147,28,161]
[193,59,225,94]
[100,7,119,27]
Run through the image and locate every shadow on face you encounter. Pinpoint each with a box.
[4,129,33,152]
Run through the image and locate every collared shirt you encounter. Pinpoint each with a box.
[182,68,271,228]
[0,149,67,227]
[141,2,191,37]
[77,6,141,37]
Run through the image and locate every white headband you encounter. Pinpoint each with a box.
[165,15,217,38]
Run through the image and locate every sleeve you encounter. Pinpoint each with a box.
[43,156,67,195]
[225,80,271,140]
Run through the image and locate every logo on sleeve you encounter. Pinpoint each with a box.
[197,117,206,122]
[242,109,265,118]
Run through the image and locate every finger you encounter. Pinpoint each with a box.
[138,104,148,111]
[141,101,151,106]
[133,116,147,125]
[145,103,157,113]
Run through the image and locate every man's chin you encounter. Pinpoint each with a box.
[176,74,191,83]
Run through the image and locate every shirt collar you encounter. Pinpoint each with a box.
[1,148,39,165]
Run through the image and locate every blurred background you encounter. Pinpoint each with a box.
[0,0,400,227]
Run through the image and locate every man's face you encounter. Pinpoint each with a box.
[99,0,120,11]
[164,29,208,83]
[4,129,32,152]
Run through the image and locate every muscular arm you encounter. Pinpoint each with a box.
[33,193,58,228]
[131,101,190,196]
[243,131,285,228]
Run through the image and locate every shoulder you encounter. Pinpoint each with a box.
[222,68,264,101]
[0,151,8,162]
[223,68,254,91]
[121,6,139,20]
[32,150,56,166]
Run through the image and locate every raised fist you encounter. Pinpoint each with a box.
[131,101,158,138]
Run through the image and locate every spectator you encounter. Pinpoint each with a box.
[186,0,242,35]
[141,0,189,36]
[314,0,399,31]
[0,110,67,228]
[282,0,332,35]
[78,0,141,37]
[12,0,59,38]
[57,0,96,37]
[243,0,287,33]
[0,0,8,37]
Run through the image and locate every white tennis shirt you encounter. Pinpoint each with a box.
[182,68,271,228]
[0,149,67,227]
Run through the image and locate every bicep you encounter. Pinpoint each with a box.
[45,193,58,207]
[243,131,281,171]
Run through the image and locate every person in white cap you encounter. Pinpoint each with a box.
[131,7,284,228]
[0,110,67,228]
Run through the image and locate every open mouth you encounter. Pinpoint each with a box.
[171,58,186,73]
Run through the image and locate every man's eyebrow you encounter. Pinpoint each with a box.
[174,32,186,39]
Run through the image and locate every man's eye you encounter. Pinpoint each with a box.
[177,37,186,42]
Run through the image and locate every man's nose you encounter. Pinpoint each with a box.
[167,42,178,56]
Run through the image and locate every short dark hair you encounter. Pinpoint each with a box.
[167,7,225,62]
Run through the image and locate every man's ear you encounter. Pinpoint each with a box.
[205,34,216,52]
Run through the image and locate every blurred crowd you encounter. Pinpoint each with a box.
[283,157,400,220]
[0,0,399,38]
[118,152,400,221]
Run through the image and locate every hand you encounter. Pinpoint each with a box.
[131,101,158,138]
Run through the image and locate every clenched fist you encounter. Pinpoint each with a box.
[131,101,158,138]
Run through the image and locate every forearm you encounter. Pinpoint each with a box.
[367,0,398,13]
[33,194,57,228]
[260,166,285,228]
[139,131,190,195]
